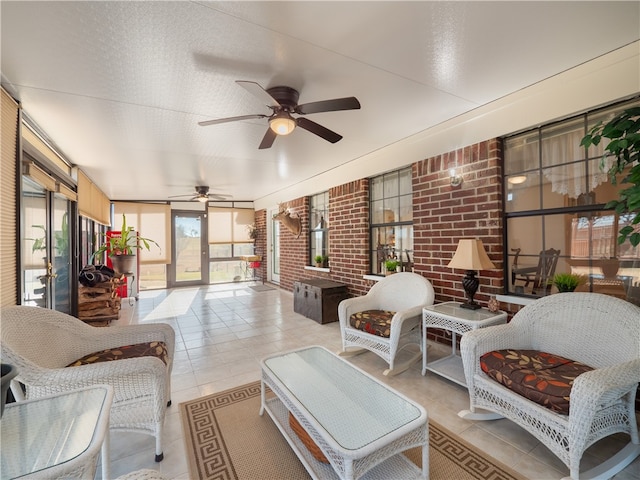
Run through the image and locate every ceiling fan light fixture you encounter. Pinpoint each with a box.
[197,195,208,203]
[269,112,296,135]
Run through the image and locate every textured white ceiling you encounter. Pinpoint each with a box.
[2,1,639,203]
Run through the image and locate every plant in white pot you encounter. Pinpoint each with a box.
[91,214,160,274]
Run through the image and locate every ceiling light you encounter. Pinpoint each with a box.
[269,112,296,135]
[508,175,527,185]
[197,195,208,203]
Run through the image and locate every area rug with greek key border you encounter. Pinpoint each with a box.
[180,381,523,480]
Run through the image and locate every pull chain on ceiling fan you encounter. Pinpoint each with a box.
[198,81,360,149]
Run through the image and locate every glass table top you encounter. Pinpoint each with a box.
[1,386,110,479]
[425,301,504,321]
[263,346,424,451]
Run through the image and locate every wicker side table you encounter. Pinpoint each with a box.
[422,302,507,387]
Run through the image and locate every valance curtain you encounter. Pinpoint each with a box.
[77,170,110,225]
[541,130,611,199]
[113,202,171,265]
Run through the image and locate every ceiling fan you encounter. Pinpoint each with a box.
[198,81,361,149]
[169,186,231,203]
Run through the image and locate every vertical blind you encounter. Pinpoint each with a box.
[1,88,19,306]
[113,202,171,264]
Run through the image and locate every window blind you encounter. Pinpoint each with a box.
[113,202,171,265]
[208,207,254,244]
[1,88,19,306]
[77,169,110,225]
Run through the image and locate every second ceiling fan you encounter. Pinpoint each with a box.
[198,81,360,149]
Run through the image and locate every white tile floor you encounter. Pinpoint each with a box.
[105,283,640,480]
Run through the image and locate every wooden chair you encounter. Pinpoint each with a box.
[512,248,560,295]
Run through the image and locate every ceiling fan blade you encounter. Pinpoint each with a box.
[258,128,277,149]
[168,193,197,198]
[296,117,342,144]
[295,97,361,115]
[209,194,231,200]
[236,80,281,108]
[198,114,268,127]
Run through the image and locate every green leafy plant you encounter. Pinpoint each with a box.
[314,255,324,266]
[322,255,329,267]
[247,223,258,240]
[580,106,640,246]
[26,225,46,253]
[552,273,584,293]
[91,214,160,263]
[26,213,70,256]
[385,259,399,273]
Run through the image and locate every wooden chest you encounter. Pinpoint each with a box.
[293,279,348,324]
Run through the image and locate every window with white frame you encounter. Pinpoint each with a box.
[370,167,413,275]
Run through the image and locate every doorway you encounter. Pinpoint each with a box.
[268,206,281,284]
[22,177,74,313]
[170,211,208,287]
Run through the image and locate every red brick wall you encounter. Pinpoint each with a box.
[253,209,267,282]
[413,139,505,344]
[275,198,309,292]
[327,180,372,297]
[254,138,509,336]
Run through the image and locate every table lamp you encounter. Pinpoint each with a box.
[447,239,496,310]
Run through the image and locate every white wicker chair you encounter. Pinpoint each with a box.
[0,305,175,463]
[460,293,640,479]
[338,272,435,376]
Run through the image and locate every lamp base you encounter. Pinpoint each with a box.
[460,301,482,310]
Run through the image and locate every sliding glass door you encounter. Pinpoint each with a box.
[22,178,73,313]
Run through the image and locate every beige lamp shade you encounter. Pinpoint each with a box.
[448,239,496,271]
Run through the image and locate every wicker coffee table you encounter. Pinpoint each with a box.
[260,346,428,480]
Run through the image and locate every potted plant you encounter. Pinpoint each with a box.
[314,255,324,268]
[580,106,640,246]
[247,223,258,241]
[322,255,329,268]
[384,259,399,275]
[91,214,160,274]
[552,273,584,293]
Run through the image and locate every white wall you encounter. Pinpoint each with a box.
[255,42,640,210]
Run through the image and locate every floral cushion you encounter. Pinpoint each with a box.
[349,310,395,338]
[480,349,594,415]
[67,341,169,367]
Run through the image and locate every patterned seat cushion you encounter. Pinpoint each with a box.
[480,349,594,415]
[67,341,169,367]
[349,310,395,338]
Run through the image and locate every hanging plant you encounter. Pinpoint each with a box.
[580,106,640,246]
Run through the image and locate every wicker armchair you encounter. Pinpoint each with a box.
[0,306,175,462]
[460,293,640,479]
[338,272,435,376]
